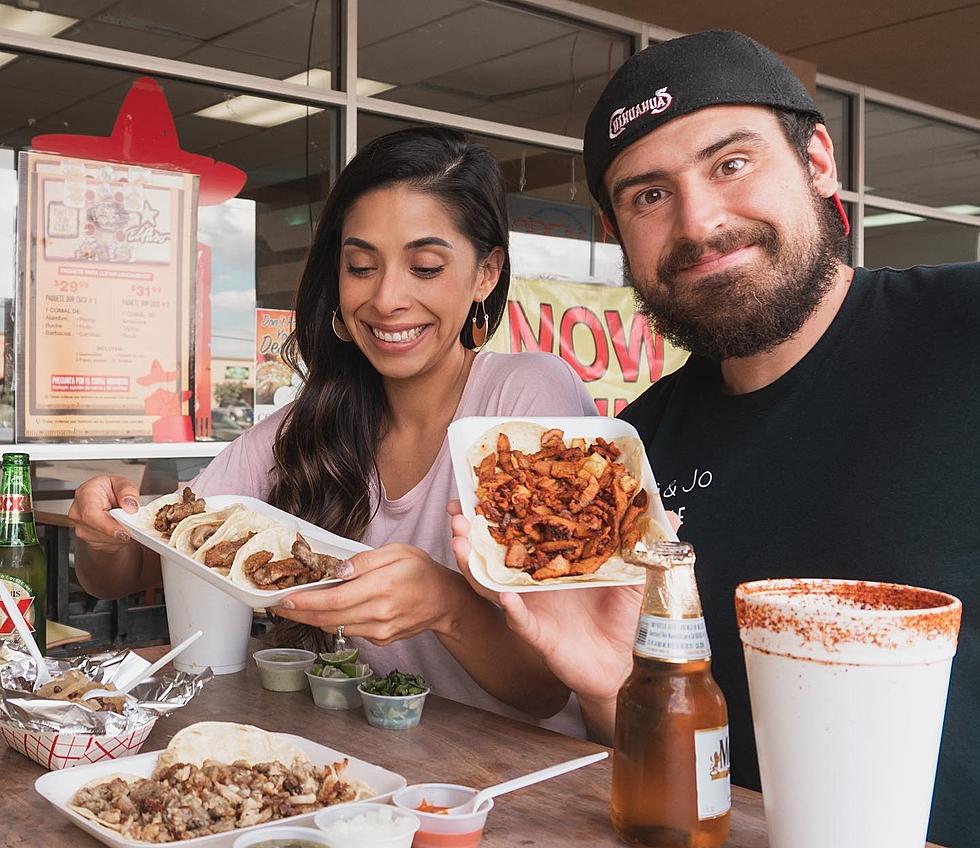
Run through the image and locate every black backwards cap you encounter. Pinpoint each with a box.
[584,30,824,205]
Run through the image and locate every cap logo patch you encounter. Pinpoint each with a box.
[608,87,673,139]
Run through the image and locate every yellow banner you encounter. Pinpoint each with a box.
[486,277,688,416]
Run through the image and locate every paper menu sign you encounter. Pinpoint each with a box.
[17,151,196,441]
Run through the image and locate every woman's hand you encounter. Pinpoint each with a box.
[70,475,162,600]
[274,544,466,646]
[69,475,142,555]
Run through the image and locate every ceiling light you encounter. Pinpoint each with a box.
[0,7,77,69]
[194,69,394,128]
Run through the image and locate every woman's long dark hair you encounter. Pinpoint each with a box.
[269,127,511,539]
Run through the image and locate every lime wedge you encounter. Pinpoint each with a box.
[340,662,370,678]
[317,647,359,667]
[316,666,348,680]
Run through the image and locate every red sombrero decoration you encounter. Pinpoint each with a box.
[32,76,246,206]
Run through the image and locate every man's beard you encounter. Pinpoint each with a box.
[625,191,844,361]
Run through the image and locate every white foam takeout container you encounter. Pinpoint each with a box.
[448,416,677,593]
[111,495,372,607]
[34,731,407,848]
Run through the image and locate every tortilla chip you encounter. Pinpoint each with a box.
[467,421,666,587]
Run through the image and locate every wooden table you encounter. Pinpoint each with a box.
[1,642,945,847]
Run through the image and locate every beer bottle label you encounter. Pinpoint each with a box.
[694,724,731,820]
[0,491,32,521]
[0,574,36,636]
[633,613,710,661]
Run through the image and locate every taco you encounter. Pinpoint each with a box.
[229,528,343,590]
[191,509,280,576]
[154,721,310,773]
[467,421,666,586]
[134,487,207,540]
[169,504,245,556]
[69,722,374,841]
[69,773,143,832]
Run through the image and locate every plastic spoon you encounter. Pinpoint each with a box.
[446,751,609,815]
[0,577,51,689]
[80,629,203,701]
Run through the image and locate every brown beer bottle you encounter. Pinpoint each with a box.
[0,453,47,653]
[611,541,730,847]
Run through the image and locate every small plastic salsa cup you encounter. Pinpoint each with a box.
[306,666,372,710]
[391,783,492,848]
[357,686,429,730]
[252,648,316,692]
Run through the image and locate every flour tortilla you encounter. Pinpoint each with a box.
[133,490,198,538]
[191,509,281,564]
[153,721,311,774]
[467,421,665,587]
[169,504,245,555]
[227,525,299,588]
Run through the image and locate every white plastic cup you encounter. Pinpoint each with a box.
[161,561,252,674]
[735,578,961,848]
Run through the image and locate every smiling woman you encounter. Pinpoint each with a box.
[71,127,598,734]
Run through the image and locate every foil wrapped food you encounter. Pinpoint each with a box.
[0,643,212,735]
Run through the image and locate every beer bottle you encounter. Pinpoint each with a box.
[0,453,47,653]
[612,541,730,847]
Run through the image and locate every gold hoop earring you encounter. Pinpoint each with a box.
[332,308,353,342]
[471,299,489,348]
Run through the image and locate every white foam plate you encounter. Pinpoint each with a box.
[448,416,677,593]
[111,495,371,607]
[34,732,407,848]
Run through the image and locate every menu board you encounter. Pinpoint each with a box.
[17,152,197,441]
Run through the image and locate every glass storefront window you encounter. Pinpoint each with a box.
[863,206,979,269]
[865,102,980,216]
[815,87,851,190]
[0,0,340,85]
[358,1,632,137]
[358,113,621,285]
[0,52,340,441]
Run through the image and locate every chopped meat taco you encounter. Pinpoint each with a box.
[135,487,207,541]
[191,510,280,576]
[467,421,667,586]
[229,528,343,590]
[168,504,245,556]
[68,722,373,841]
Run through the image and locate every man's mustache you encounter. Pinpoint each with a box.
[658,223,780,281]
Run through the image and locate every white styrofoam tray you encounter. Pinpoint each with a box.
[448,416,677,593]
[34,732,407,848]
[111,495,371,607]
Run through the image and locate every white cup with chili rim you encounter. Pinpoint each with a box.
[735,578,961,848]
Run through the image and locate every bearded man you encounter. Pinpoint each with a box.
[581,30,977,848]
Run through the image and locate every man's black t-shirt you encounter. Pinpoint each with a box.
[620,263,979,848]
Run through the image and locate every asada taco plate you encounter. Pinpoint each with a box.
[113,494,370,608]
[36,721,406,848]
[449,416,677,593]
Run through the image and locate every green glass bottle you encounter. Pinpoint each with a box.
[0,453,47,653]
